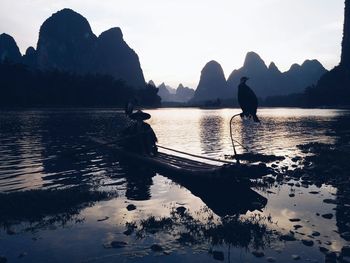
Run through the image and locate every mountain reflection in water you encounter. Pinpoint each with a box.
[0,108,349,263]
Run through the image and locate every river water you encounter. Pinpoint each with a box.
[0,108,349,262]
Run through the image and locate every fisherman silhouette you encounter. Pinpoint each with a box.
[238,77,260,123]
[122,110,158,156]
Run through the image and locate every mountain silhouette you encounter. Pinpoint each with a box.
[268,62,281,74]
[227,52,269,98]
[1,6,344,106]
[155,82,194,103]
[243,51,268,72]
[0,33,22,63]
[22,47,37,67]
[341,0,350,68]
[306,0,350,106]
[227,52,326,98]
[148,80,155,86]
[284,60,326,92]
[22,8,146,88]
[94,27,145,88]
[176,84,195,102]
[192,60,227,102]
[0,9,161,107]
[36,9,96,73]
[157,82,172,101]
[191,53,326,103]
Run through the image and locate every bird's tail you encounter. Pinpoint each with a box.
[252,114,260,123]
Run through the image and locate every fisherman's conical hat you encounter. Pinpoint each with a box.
[130,110,151,121]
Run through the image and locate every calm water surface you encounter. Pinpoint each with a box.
[0,108,349,262]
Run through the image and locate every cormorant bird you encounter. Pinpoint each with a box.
[237,77,260,122]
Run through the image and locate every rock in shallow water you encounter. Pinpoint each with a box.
[323,199,338,204]
[126,204,136,211]
[292,156,302,162]
[123,229,133,236]
[319,246,329,253]
[252,251,264,257]
[342,257,350,263]
[292,254,300,260]
[322,213,333,219]
[302,239,314,246]
[325,251,337,262]
[176,206,186,215]
[6,229,15,235]
[212,251,224,261]
[311,231,320,237]
[150,244,163,252]
[294,224,303,229]
[97,216,109,222]
[280,234,296,241]
[342,246,350,257]
[341,232,350,241]
[309,191,319,194]
[109,241,127,249]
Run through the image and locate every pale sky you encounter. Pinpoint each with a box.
[0,0,344,88]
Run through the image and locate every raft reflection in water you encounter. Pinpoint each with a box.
[124,163,267,217]
[166,171,267,217]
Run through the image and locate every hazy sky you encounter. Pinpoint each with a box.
[0,0,345,88]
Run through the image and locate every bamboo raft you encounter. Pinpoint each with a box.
[90,137,271,185]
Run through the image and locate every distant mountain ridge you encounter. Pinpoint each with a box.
[0,8,145,89]
[192,52,327,102]
[228,52,327,98]
[1,8,339,105]
[151,81,194,103]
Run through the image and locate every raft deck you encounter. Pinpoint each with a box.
[90,137,271,183]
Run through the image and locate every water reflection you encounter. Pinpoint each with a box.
[170,174,267,216]
[126,208,276,256]
[0,186,117,232]
[199,113,224,155]
[124,167,154,201]
[0,110,127,192]
[0,113,46,191]
[1,108,350,262]
[334,115,350,240]
[297,113,350,243]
